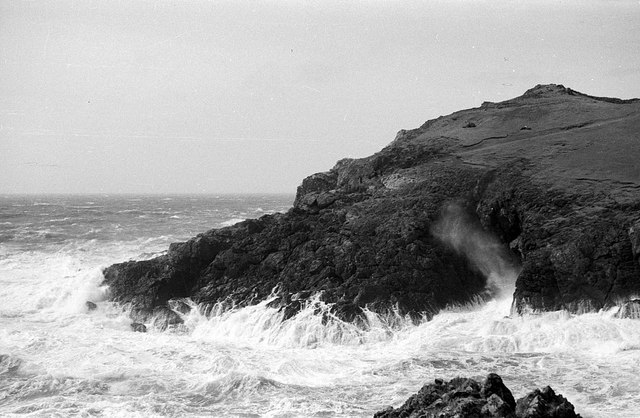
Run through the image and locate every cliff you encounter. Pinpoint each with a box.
[102,84,640,321]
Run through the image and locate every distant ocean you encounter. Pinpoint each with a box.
[1,194,639,417]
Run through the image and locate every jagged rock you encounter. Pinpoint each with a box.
[482,373,517,411]
[85,301,97,311]
[374,374,579,418]
[168,298,192,315]
[130,323,147,333]
[266,296,305,321]
[102,84,640,321]
[515,386,579,418]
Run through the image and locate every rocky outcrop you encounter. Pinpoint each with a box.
[103,84,640,319]
[515,386,581,418]
[374,374,580,418]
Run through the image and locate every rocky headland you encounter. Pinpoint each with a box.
[102,84,640,323]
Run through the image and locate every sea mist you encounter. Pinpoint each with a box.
[431,203,521,299]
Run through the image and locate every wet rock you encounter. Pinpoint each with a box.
[482,373,517,411]
[374,374,580,418]
[151,306,184,331]
[374,375,505,418]
[85,301,97,311]
[615,299,640,319]
[128,305,184,331]
[168,298,192,315]
[280,300,304,321]
[130,323,147,333]
[129,307,153,323]
[515,386,579,418]
[328,302,363,323]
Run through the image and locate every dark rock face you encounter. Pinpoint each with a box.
[515,386,580,418]
[375,374,580,418]
[483,373,517,411]
[478,174,640,314]
[104,163,492,320]
[102,84,640,319]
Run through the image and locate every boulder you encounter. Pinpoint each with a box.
[85,301,97,311]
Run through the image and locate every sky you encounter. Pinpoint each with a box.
[1,0,640,194]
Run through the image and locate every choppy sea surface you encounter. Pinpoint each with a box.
[1,194,639,417]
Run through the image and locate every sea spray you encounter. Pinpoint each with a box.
[188,293,419,348]
[430,203,521,298]
[2,195,640,417]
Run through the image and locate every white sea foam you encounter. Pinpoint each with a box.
[220,218,245,227]
[1,195,638,417]
[2,249,640,417]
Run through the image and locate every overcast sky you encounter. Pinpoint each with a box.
[2,0,639,194]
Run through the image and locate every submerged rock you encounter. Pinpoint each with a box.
[130,323,147,333]
[129,306,184,331]
[85,301,97,311]
[102,84,640,321]
[374,374,580,418]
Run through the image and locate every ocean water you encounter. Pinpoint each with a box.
[1,194,639,417]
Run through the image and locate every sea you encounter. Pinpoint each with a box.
[1,194,639,418]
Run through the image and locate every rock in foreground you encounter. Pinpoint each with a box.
[375,373,580,418]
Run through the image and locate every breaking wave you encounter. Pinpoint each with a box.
[1,195,639,417]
